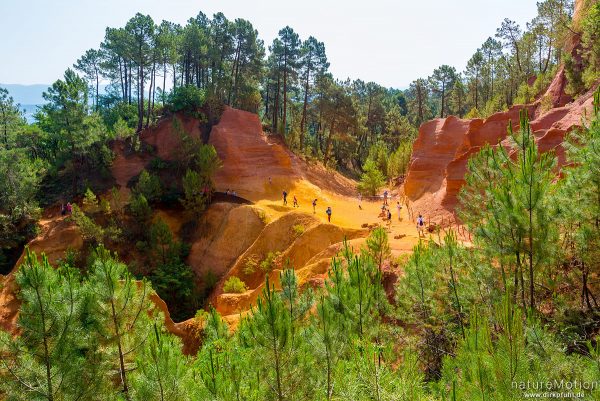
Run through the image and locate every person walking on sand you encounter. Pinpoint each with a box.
[283,190,288,205]
[396,201,402,221]
[268,177,272,185]
[312,199,317,214]
[358,193,363,210]
[293,196,299,208]
[326,206,332,223]
[383,190,388,206]
[387,209,392,227]
[380,203,387,217]
[416,214,425,237]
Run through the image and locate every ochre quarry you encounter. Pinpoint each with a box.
[203,107,421,326]
[404,73,598,222]
[0,106,423,351]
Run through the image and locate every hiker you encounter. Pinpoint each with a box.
[232,190,237,197]
[396,201,402,221]
[358,193,363,210]
[283,190,288,205]
[416,214,425,237]
[387,209,392,227]
[380,203,387,217]
[326,206,332,222]
[66,202,73,215]
[383,190,388,206]
[268,177,272,185]
[293,196,299,208]
[226,189,230,196]
[312,199,317,214]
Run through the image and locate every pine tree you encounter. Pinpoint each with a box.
[299,36,328,149]
[131,323,193,401]
[88,246,154,400]
[0,250,107,400]
[365,227,391,272]
[459,110,557,314]
[239,271,314,401]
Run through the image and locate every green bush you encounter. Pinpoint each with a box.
[260,251,281,273]
[167,85,206,114]
[99,198,111,215]
[180,169,207,219]
[357,159,386,196]
[387,141,413,177]
[292,224,305,236]
[129,193,152,227]
[82,188,98,213]
[70,204,104,243]
[223,276,248,294]
[134,170,162,203]
[243,255,259,275]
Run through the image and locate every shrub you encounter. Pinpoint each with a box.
[135,170,162,203]
[539,94,554,114]
[129,194,152,227]
[464,107,481,119]
[99,198,111,215]
[481,94,506,118]
[180,169,208,219]
[149,157,169,171]
[70,204,104,243]
[223,276,248,294]
[195,309,209,321]
[243,255,259,275]
[167,85,206,115]
[112,117,135,140]
[357,159,386,196]
[110,187,124,216]
[387,141,413,177]
[581,3,600,88]
[514,81,534,104]
[292,224,305,236]
[256,209,269,224]
[150,260,196,321]
[260,251,281,273]
[82,188,98,213]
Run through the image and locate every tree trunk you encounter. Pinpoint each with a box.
[475,76,479,110]
[34,286,54,401]
[440,82,445,118]
[146,64,153,129]
[137,55,144,133]
[163,63,167,104]
[300,64,311,150]
[128,61,133,105]
[323,119,335,165]
[95,67,100,111]
[111,298,131,400]
[273,69,281,134]
[282,54,288,136]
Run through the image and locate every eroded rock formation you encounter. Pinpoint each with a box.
[405,75,597,221]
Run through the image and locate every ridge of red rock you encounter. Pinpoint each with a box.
[404,80,597,221]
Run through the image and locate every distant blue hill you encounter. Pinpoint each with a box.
[0,83,49,105]
[0,84,48,123]
[1,83,109,123]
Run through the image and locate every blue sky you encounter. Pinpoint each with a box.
[0,0,538,89]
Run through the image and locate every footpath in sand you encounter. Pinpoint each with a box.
[0,106,425,346]
[205,107,425,325]
[209,107,421,252]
